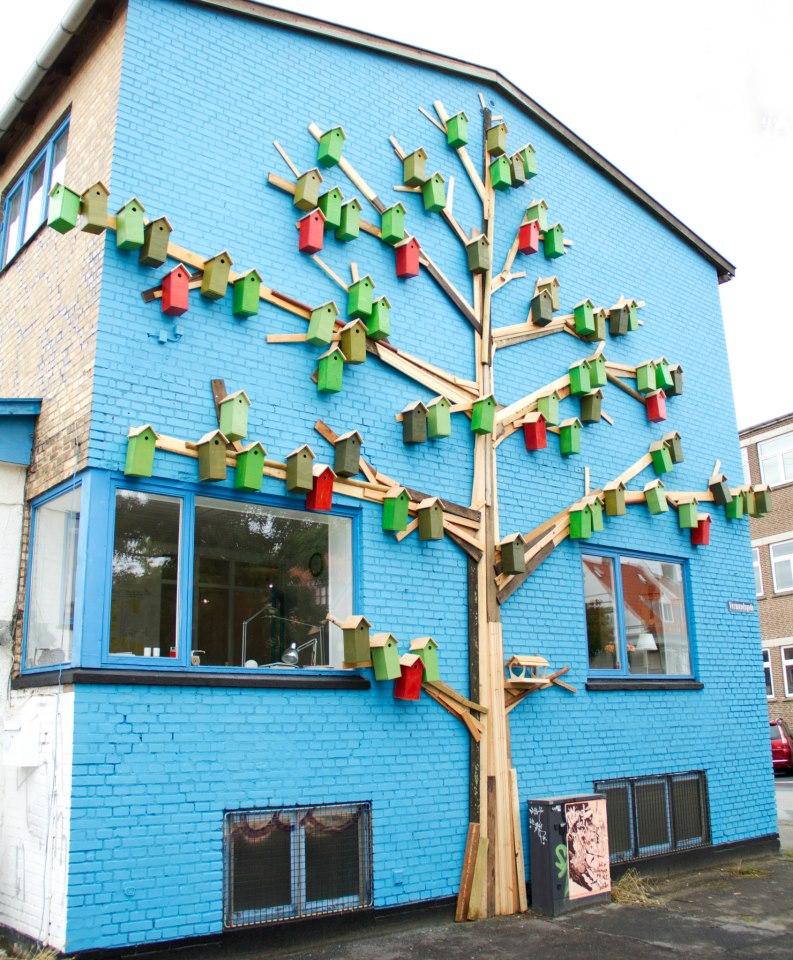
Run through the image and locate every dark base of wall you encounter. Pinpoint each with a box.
[606,833,781,881]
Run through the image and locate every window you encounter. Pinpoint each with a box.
[594,772,710,863]
[763,649,774,698]
[770,540,793,593]
[783,646,793,698]
[582,551,692,677]
[758,431,793,487]
[753,548,763,597]
[1,118,69,269]
[224,802,372,927]
[25,486,81,668]
[741,446,751,484]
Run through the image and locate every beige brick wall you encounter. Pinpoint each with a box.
[765,642,793,726]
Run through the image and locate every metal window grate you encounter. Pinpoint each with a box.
[224,802,372,928]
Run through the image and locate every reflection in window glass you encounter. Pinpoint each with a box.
[753,548,763,596]
[22,159,46,242]
[582,554,620,670]
[2,189,22,264]
[50,127,69,186]
[771,540,793,593]
[759,432,793,487]
[621,557,690,676]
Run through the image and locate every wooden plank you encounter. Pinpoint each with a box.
[510,768,528,913]
[456,823,480,922]
[423,685,482,741]
[446,526,484,563]
[419,104,446,133]
[467,835,489,920]
[266,333,308,343]
[497,537,556,605]
[419,252,481,333]
[428,679,487,715]
[312,255,348,291]
[606,370,646,404]
[373,344,477,405]
[486,776,497,917]
[395,518,418,542]
[403,487,480,523]
[273,140,300,177]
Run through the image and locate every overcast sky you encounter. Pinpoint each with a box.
[1,0,790,429]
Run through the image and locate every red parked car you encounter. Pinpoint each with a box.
[771,719,793,774]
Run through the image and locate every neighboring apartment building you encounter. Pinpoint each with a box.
[0,0,778,952]
[741,412,793,726]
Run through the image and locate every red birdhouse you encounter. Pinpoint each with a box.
[161,263,190,316]
[393,654,424,701]
[305,463,335,511]
[645,390,667,423]
[298,209,326,254]
[523,411,547,451]
[395,236,420,279]
[690,514,711,547]
[518,219,540,255]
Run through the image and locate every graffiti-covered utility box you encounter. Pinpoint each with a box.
[528,794,612,916]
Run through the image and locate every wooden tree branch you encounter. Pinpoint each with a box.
[312,255,349,291]
[273,140,300,177]
[433,100,486,203]
[419,253,481,333]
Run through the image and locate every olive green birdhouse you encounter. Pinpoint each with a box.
[234,441,266,492]
[509,153,527,187]
[471,395,497,435]
[139,216,173,267]
[201,251,233,300]
[573,299,595,337]
[530,290,554,326]
[536,276,560,310]
[197,430,229,482]
[367,296,391,340]
[125,424,159,477]
[402,401,428,444]
[608,303,630,336]
[47,183,80,234]
[588,495,604,532]
[347,275,375,319]
[340,319,367,364]
[78,180,109,234]
[417,497,444,541]
[490,155,512,190]
[293,167,323,211]
[677,497,699,529]
[636,362,657,394]
[333,430,363,477]
[518,143,538,178]
[318,187,344,231]
[569,501,594,540]
[743,485,758,517]
[307,301,339,346]
[580,389,603,424]
[559,418,582,456]
[317,126,346,167]
[568,361,591,396]
[340,615,371,664]
[422,172,446,213]
[336,198,362,242]
[218,389,251,441]
[486,122,508,156]
[650,440,673,475]
[544,223,565,259]
[604,480,627,517]
[427,396,451,439]
[232,269,262,318]
[585,308,608,343]
[286,444,316,493]
[382,485,410,532]
[410,636,440,682]
[317,345,345,393]
[644,479,668,515]
[627,299,640,331]
[708,472,733,507]
[500,533,526,576]
[666,364,684,397]
[753,484,772,515]
[586,355,607,388]
[403,147,428,186]
[663,431,684,464]
[381,203,406,245]
[370,633,401,681]
[446,111,469,149]
[525,199,548,231]
[466,235,492,273]
[537,390,560,426]
[115,197,146,250]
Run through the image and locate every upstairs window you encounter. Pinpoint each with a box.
[763,649,774,698]
[758,431,793,487]
[771,540,793,594]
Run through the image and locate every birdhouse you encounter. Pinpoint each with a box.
[654,358,674,392]
[232,269,262,318]
[139,216,173,267]
[395,237,420,279]
[393,654,424,700]
[644,479,668,515]
[466,235,491,273]
[663,431,684,464]
[518,143,538,178]
[588,495,604,532]
[525,200,548,231]
[367,296,391,340]
[509,153,527,187]
[559,418,582,456]
[743,485,758,517]
[298,208,325,254]
[318,188,344,231]
[500,533,526,576]
[340,615,371,664]
[585,355,607,388]
[690,514,711,547]
[347,275,375,319]
[536,276,561,311]
[608,303,630,336]
[78,181,109,234]
[381,203,406,245]
[707,472,732,506]
[471,395,497,435]
[218,389,251,441]
[446,111,469,149]
[382,486,410,532]
[754,484,772,515]
[604,480,627,517]
[161,263,190,316]
[317,126,346,167]
[307,301,339,346]
[427,396,452,439]
[370,633,401,681]
[125,424,159,477]
[115,197,145,250]
[317,345,345,393]
[47,183,80,234]
[530,290,554,326]
[340,319,368,364]
[402,401,428,444]
[523,411,547,451]
[486,122,508,156]
[585,309,608,343]
[725,490,745,520]
[305,464,335,511]
[518,219,540,255]
[580,389,603,424]
[568,361,591,396]
[293,168,323,211]
[285,444,315,493]
[627,300,640,331]
[234,442,266,492]
[200,251,233,300]
[333,430,363,477]
[667,364,684,397]
[537,391,560,426]
[650,440,673,475]
[403,147,428,186]
[543,223,565,259]
[490,155,512,191]
[569,501,593,540]
[410,637,440,682]
[336,198,362,242]
[196,430,229,482]
[422,172,446,213]
[677,497,699,529]
[417,497,444,540]
[573,300,595,337]
[636,362,657,394]
[645,390,667,423]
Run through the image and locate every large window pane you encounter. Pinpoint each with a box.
[26,488,80,668]
[50,127,69,187]
[621,557,690,676]
[582,554,619,669]
[759,432,793,486]
[22,159,46,242]
[771,540,793,593]
[2,188,23,266]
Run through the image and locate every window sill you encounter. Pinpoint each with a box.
[586,678,704,691]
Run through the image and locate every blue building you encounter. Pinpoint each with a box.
[0,0,777,951]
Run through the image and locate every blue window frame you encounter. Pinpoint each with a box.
[1,117,69,270]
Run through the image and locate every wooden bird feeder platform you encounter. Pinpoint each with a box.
[505,654,551,688]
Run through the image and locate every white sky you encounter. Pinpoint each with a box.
[1,0,790,429]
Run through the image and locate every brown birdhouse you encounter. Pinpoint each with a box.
[500,533,526,575]
[708,472,733,506]
[535,276,560,311]
[417,497,444,540]
[402,400,428,444]
[340,319,368,364]
[333,430,363,477]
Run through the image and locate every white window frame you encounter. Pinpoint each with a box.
[783,645,793,699]
[753,548,763,597]
[770,539,793,595]
[741,446,751,485]
[758,430,793,487]
[763,649,775,698]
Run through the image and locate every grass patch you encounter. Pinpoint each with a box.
[611,868,657,905]
[724,862,769,879]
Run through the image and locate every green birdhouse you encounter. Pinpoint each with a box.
[708,472,733,506]
[569,501,593,540]
[422,172,446,213]
[125,424,159,477]
[201,251,233,300]
[402,401,428,444]
[490,155,512,191]
[307,301,339,346]
[403,147,428,186]
[636,362,657,394]
[78,180,109,234]
[580,389,603,424]
[285,444,316,493]
[525,199,548,231]
[663,431,684,464]
[333,430,363,477]
[627,299,640,331]
[367,296,391,340]
[382,485,410,532]
[510,153,527,187]
[381,203,406,245]
[588,496,604,532]
[536,276,560,311]
[466,235,491,274]
[650,440,673,475]
[530,290,554,326]
[667,364,684,397]
[586,355,607,388]
[234,441,266,492]
[446,111,469,149]
[743,485,758,517]
[197,430,229,482]
[754,484,772,515]
[654,357,674,392]
[115,197,146,250]
[417,497,444,541]
[486,122,508,156]
[336,198,362,242]
[293,167,323,211]
[471,395,497,435]
[537,390,560,426]
[317,345,345,393]
[500,533,526,576]
[340,319,367,364]
[569,362,591,396]
[139,216,173,267]
[677,497,699,529]
[518,143,538,178]
[370,633,401,681]
[559,418,582,456]
[218,389,251,441]
[340,615,371,664]
[604,480,627,517]
[608,303,630,337]
[410,636,440,682]
[318,187,343,231]
[347,275,375,319]
[317,126,346,167]
[644,479,668,515]
[427,396,451,439]
[47,183,80,234]
[573,300,596,337]
[544,223,565,259]
[725,490,744,520]
[232,269,262,318]
[585,308,608,343]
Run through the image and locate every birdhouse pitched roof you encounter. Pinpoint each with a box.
[604,479,627,492]
[386,201,406,214]
[299,208,325,225]
[128,423,159,440]
[220,389,250,407]
[384,485,409,501]
[287,443,315,460]
[204,250,233,267]
[239,440,266,456]
[526,198,548,211]
[82,180,109,197]
[536,275,559,290]
[426,171,445,184]
[318,344,345,361]
[116,196,145,215]
[427,395,450,409]
[560,417,582,430]
[523,411,545,425]
[644,479,665,491]
[340,318,367,334]
[197,429,229,445]
[239,268,262,282]
[336,430,363,445]
[298,167,323,183]
[351,274,374,289]
[574,298,594,309]
[501,532,526,547]
[320,186,343,200]
[417,496,442,511]
[407,147,428,160]
[323,125,346,140]
[312,463,335,479]
[371,632,398,648]
[410,637,437,652]
[339,614,371,630]
[343,197,362,210]
[399,653,423,669]
[148,214,173,232]
[489,121,508,134]
[402,400,428,415]
[506,654,549,670]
